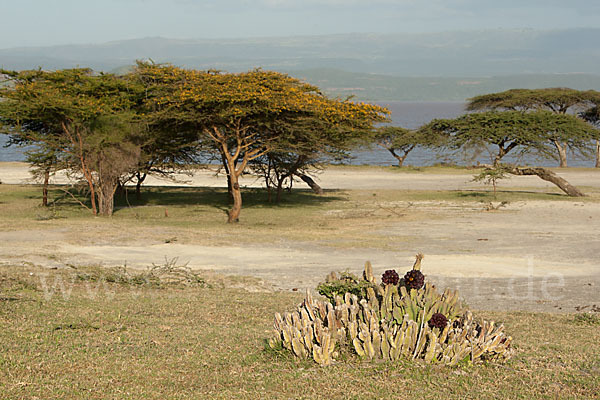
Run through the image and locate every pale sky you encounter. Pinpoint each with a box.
[1,0,598,48]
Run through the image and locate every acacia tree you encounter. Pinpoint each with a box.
[24,146,63,207]
[0,69,146,215]
[2,118,67,206]
[372,126,446,167]
[134,63,387,222]
[579,106,600,168]
[467,88,600,167]
[251,108,387,202]
[421,110,599,196]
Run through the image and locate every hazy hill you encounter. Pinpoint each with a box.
[1,29,599,101]
[2,29,599,75]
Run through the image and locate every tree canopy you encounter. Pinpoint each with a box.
[467,88,600,166]
[132,63,388,222]
[467,88,600,114]
[422,110,599,165]
[0,68,147,215]
[580,105,600,168]
[372,126,446,167]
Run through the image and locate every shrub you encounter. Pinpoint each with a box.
[316,270,377,303]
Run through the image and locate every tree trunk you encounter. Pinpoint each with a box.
[266,158,272,203]
[97,177,118,216]
[494,142,518,167]
[42,169,50,207]
[479,163,585,197]
[510,167,585,197]
[228,175,242,223]
[553,140,568,168]
[221,152,233,201]
[62,122,97,215]
[276,179,284,203]
[296,174,323,194]
[135,172,146,200]
[82,167,97,215]
[207,123,266,223]
[388,148,411,167]
[494,148,507,166]
[595,140,600,168]
[394,154,407,167]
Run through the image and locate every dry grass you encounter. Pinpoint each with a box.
[0,265,598,399]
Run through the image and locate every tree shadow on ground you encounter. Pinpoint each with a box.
[114,186,346,212]
[455,189,565,199]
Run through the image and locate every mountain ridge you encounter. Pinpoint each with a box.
[1,29,598,75]
[1,29,599,101]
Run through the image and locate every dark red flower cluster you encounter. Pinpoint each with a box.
[382,269,399,285]
[428,313,449,330]
[403,270,425,290]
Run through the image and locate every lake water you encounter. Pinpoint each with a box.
[1,102,595,167]
[351,102,594,167]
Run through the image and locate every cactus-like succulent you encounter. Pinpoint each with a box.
[403,269,425,290]
[428,312,449,330]
[269,255,513,367]
[382,269,399,285]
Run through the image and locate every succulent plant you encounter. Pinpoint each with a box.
[269,255,513,367]
[382,269,399,285]
[403,269,425,290]
[428,312,449,330]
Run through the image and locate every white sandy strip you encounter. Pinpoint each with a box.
[53,243,594,283]
[1,162,599,190]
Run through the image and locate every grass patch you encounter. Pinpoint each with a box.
[0,265,598,399]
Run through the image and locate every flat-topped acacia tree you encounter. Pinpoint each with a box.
[467,88,600,167]
[0,69,146,216]
[134,63,388,223]
[372,126,447,167]
[579,106,600,168]
[421,110,599,196]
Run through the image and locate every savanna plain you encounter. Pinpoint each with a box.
[1,163,599,399]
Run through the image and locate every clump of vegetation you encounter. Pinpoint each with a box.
[572,313,600,326]
[75,257,207,288]
[316,269,378,303]
[0,270,39,300]
[269,254,513,366]
[472,165,511,197]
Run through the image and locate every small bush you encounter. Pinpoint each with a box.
[316,271,376,303]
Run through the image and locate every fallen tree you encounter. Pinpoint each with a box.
[421,110,597,197]
[478,163,586,197]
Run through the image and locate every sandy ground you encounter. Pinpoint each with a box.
[2,161,600,190]
[1,162,599,312]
